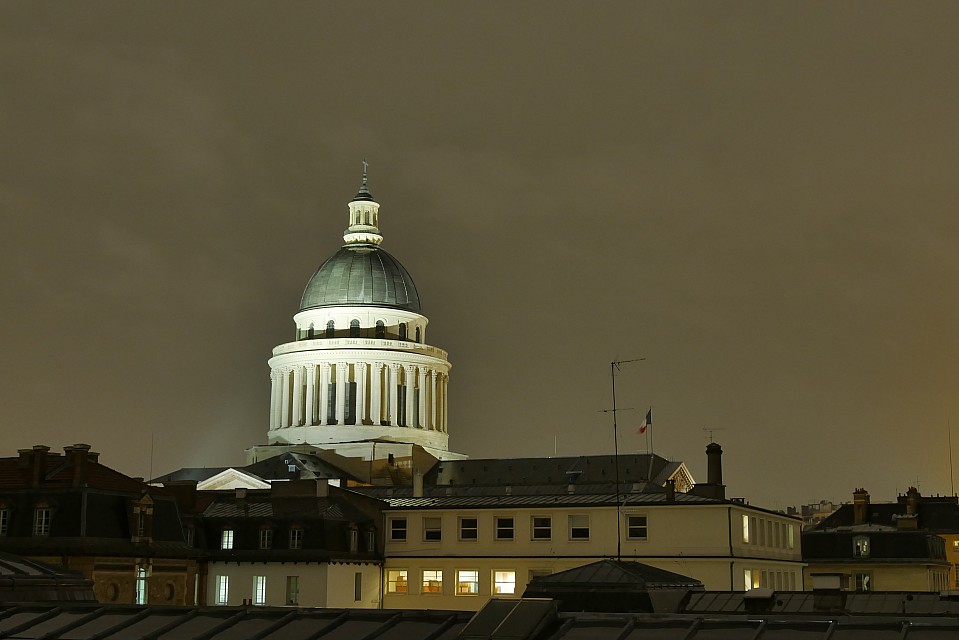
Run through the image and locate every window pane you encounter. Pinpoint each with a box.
[424,517,442,542]
[457,570,479,595]
[626,515,647,540]
[221,529,234,550]
[569,515,589,540]
[387,569,408,594]
[390,518,408,541]
[422,569,443,594]
[493,571,516,595]
[495,517,514,540]
[531,516,551,540]
[459,517,478,540]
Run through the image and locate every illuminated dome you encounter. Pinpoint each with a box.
[299,244,421,312]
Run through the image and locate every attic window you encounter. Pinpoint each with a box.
[33,506,51,537]
[853,534,870,558]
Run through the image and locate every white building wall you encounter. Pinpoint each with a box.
[206,561,380,608]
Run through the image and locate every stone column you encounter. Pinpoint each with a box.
[371,363,383,426]
[269,371,279,429]
[404,365,416,429]
[280,368,291,428]
[356,362,368,425]
[319,364,331,426]
[291,366,303,426]
[389,363,400,426]
[430,370,438,431]
[441,373,449,432]
[305,364,316,426]
[417,367,428,429]
[335,363,347,425]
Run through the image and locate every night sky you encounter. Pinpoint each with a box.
[3,2,959,509]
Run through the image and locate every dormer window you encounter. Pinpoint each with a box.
[33,506,51,537]
[221,529,234,550]
[853,534,870,558]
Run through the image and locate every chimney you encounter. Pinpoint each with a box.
[691,443,726,500]
[27,445,50,488]
[64,444,94,487]
[665,479,676,503]
[853,488,870,525]
[906,487,920,516]
[413,470,424,498]
[706,443,723,486]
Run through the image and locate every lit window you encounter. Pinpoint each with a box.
[531,516,551,541]
[259,529,273,550]
[853,535,870,558]
[286,576,299,605]
[569,515,589,540]
[854,572,871,592]
[422,569,443,594]
[135,566,148,604]
[626,514,647,540]
[387,569,408,594]
[423,517,442,542]
[744,569,752,591]
[0,509,9,536]
[215,575,229,605]
[33,508,51,537]
[493,571,516,595]
[742,515,750,544]
[457,570,479,595]
[390,518,407,542]
[459,517,478,541]
[495,517,514,541]
[253,576,267,605]
[289,528,303,550]
[221,529,234,550]
[787,525,795,549]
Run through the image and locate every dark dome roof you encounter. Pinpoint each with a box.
[300,244,421,312]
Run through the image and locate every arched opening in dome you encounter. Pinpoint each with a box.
[375,320,385,338]
[326,320,335,338]
[399,323,407,341]
[350,320,361,338]
[307,323,314,339]
[415,327,421,343]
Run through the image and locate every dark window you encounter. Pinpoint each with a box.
[327,383,336,424]
[424,517,442,542]
[350,319,360,337]
[531,516,551,540]
[354,572,363,601]
[326,320,335,338]
[415,327,421,343]
[495,517,514,540]
[399,323,407,340]
[390,518,407,541]
[459,517,478,540]
[307,324,314,339]
[375,321,386,338]
[345,382,357,425]
[626,515,648,540]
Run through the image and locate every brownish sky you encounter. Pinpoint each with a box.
[2,2,958,508]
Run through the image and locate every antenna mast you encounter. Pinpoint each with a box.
[610,357,645,561]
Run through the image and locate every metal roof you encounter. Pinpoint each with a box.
[299,244,421,312]
[384,492,720,510]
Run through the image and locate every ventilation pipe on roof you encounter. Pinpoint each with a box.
[666,479,676,503]
[413,471,424,498]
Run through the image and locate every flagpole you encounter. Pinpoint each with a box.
[647,407,654,483]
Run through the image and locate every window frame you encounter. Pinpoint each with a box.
[626,514,648,541]
[259,528,273,550]
[215,575,229,605]
[389,517,408,542]
[495,516,514,541]
[456,569,480,595]
[422,569,443,594]
[531,515,551,541]
[286,576,299,605]
[458,516,478,541]
[568,514,590,541]
[387,569,409,594]
[220,528,234,550]
[493,570,517,595]
[423,516,442,542]
[252,575,267,605]
[289,527,303,550]
[852,534,870,558]
[33,507,51,537]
